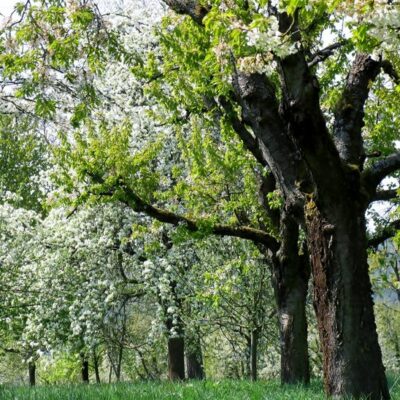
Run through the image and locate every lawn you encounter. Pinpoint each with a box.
[1,378,399,400]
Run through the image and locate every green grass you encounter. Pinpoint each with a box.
[1,378,399,400]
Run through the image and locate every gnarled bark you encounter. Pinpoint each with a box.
[306,202,389,399]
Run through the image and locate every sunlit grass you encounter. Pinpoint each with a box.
[1,377,399,399]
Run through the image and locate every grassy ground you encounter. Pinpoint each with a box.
[1,378,399,400]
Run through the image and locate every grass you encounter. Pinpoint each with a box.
[0,377,399,400]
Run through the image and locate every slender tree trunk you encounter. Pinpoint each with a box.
[272,214,310,385]
[93,350,101,383]
[115,345,123,382]
[306,202,389,399]
[81,354,89,383]
[244,335,251,379]
[250,329,258,381]
[394,336,400,371]
[28,361,36,387]
[185,334,205,380]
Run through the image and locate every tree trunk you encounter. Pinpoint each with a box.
[81,354,89,383]
[250,329,258,381]
[167,335,185,380]
[185,334,205,379]
[394,336,400,371]
[93,350,101,383]
[272,214,310,385]
[115,345,123,382]
[306,202,389,399]
[28,361,36,386]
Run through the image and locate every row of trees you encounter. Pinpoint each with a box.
[0,0,399,399]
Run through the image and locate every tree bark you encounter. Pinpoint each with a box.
[167,335,185,380]
[28,361,36,386]
[115,344,123,382]
[93,350,101,383]
[306,202,389,399]
[250,329,258,381]
[185,334,205,380]
[273,214,310,385]
[81,354,89,383]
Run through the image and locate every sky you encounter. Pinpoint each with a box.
[0,0,18,19]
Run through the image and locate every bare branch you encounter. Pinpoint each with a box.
[307,41,348,68]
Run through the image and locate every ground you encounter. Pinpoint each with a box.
[1,378,400,400]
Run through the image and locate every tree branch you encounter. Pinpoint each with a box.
[333,53,382,165]
[307,41,348,68]
[88,173,279,251]
[368,220,400,249]
[381,60,400,84]
[363,151,400,192]
[120,181,278,250]
[232,71,307,206]
[219,97,268,168]
[370,188,399,202]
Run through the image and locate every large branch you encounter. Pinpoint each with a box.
[363,152,400,194]
[370,188,399,202]
[368,220,400,249]
[279,50,346,203]
[105,178,279,251]
[232,72,308,208]
[219,97,269,168]
[333,54,396,166]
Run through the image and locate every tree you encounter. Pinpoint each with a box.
[1,0,311,385]
[2,1,400,397]
[138,1,400,398]
[0,202,42,385]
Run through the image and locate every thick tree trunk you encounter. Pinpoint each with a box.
[250,329,258,381]
[81,354,89,383]
[273,214,310,385]
[167,336,185,380]
[306,202,389,399]
[28,361,36,386]
[185,334,204,380]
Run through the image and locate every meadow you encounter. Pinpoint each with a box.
[1,378,400,400]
